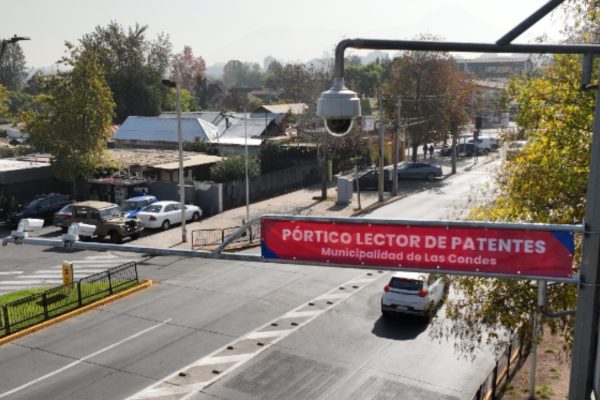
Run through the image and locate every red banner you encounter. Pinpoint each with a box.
[261,219,574,278]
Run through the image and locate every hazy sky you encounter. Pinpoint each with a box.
[3,0,568,69]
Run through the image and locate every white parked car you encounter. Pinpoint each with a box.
[381,272,446,319]
[467,136,498,153]
[136,201,202,230]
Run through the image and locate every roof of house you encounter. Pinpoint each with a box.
[160,111,224,125]
[0,158,49,172]
[108,148,222,169]
[113,116,220,143]
[255,103,308,115]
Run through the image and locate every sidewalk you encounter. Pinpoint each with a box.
[130,152,498,250]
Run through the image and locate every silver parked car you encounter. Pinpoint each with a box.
[396,162,443,180]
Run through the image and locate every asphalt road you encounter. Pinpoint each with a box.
[0,159,501,400]
[0,257,495,400]
[367,158,499,221]
[0,225,145,294]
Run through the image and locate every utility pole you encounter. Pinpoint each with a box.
[392,97,401,196]
[378,92,385,203]
[0,35,30,62]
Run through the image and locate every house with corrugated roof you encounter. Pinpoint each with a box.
[113,111,291,156]
[254,103,308,115]
[112,116,220,150]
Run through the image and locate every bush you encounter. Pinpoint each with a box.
[0,145,34,158]
[260,142,316,173]
[210,153,260,183]
[183,139,219,155]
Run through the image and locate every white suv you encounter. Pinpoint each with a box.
[381,272,446,319]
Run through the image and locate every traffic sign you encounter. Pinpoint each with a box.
[261,217,575,278]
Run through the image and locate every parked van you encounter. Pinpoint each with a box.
[467,136,498,153]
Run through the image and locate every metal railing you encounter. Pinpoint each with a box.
[472,331,530,400]
[0,261,138,338]
[191,222,261,249]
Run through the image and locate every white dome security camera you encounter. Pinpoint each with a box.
[317,80,361,137]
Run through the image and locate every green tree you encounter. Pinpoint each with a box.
[222,60,263,88]
[264,63,330,103]
[162,87,196,112]
[23,47,116,192]
[383,43,471,161]
[79,22,171,123]
[210,153,260,183]
[0,84,9,121]
[0,43,27,91]
[440,54,594,352]
[437,68,478,173]
[345,63,383,98]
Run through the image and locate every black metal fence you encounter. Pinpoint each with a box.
[191,221,261,249]
[0,261,138,338]
[472,331,530,400]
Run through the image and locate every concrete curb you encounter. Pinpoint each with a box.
[0,280,153,345]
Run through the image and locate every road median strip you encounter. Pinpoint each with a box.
[0,280,153,345]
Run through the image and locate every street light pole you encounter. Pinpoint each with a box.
[0,35,30,62]
[244,109,250,225]
[162,79,186,243]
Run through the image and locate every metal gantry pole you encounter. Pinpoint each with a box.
[175,84,187,243]
[529,281,547,399]
[569,61,600,400]
[244,109,250,225]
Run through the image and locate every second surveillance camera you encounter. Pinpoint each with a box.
[317,81,361,137]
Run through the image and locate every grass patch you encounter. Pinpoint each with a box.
[0,288,51,307]
[1,279,138,336]
[536,384,554,399]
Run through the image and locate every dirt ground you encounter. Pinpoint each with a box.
[499,328,570,400]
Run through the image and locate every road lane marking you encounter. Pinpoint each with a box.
[31,269,110,274]
[126,271,386,400]
[0,280,64,285]
[283,310,322,318]
[245,329,295,339]
[0,256,141,293]
[0,319,172,399]
[194,354,253,366]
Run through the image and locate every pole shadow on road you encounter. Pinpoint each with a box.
[371,315,429,340]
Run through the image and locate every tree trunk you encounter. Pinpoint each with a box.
[451,134,457,174]
[411,144,418,162]
[321,156,328,200]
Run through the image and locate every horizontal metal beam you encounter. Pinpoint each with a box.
[3,236,580,284]
[334,39,600,81]
[260,214,585,233]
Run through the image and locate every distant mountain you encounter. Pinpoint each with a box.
[361,51,390,64]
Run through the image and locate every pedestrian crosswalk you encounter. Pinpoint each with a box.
[0,253,142,294]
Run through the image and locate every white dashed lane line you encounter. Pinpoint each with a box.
[126,270,388,400]
[0,253,141,294]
